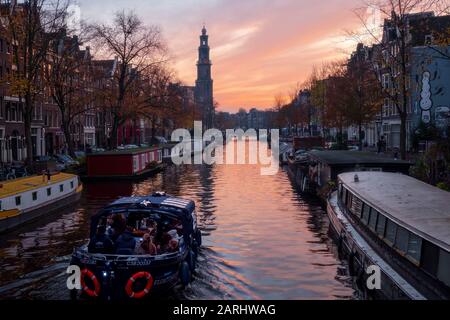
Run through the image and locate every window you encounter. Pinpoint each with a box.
[406,233,422,263]
[15,196,21,206]
[341,187,347,204]
[382,74,390,89]
[385,219,397,244]
[376,214,387,237]
[437,250,450,286]
[47,188,52,196]
[421,240,439,277]
[0,200,2,210]
[32,192,38,201]
[368,209,378,231]
[395,226,409,253]
[350,196,363,217]
[346,192,353,210]
[60,184,64,192]
[70,181,74,189]
[361,204,371,224]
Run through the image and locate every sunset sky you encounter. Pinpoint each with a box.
[77,0,367,112]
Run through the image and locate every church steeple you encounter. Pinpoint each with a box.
[195,25,214,129]
[197,26,211,73]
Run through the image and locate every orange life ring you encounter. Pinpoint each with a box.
[80,269,101,297]
[125,271,154,299]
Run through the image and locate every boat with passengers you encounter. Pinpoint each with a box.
[70,192,202,300]
[327,172,450,300]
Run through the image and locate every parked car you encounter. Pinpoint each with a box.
[74,151,86,159]
[91,148,106,153]
[33,155,65,171]
[55,154,79,166]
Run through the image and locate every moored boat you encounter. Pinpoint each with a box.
[327,172,450,299]
[86,147,167,180]
[0,173,82,233]
[303,150,412,195]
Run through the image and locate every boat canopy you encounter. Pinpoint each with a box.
[90,193,196,238]
[339,172,450,251]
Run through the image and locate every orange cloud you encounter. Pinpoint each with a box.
[79,0,364,112]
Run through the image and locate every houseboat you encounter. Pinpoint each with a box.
[0,173,82,233]
[86,147,166,180]
[289,150,412,194]
[70,192,202,300]
[328,172,450,299]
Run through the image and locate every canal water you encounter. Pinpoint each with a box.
[0,149,356,300]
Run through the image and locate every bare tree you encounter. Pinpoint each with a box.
[353,0,443,159]
[90,10,167,148]
[1,0,70,165]
[44,28,97,157]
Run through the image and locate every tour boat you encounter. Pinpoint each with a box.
[0,173,83,233]
[327,172,450,300]
[70,192,202,300]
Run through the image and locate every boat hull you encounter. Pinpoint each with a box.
[0,188,82,233]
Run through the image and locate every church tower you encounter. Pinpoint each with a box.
[195,26,214,129]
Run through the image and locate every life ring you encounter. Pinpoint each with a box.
[125,271,154,299]
[81,269,101,298]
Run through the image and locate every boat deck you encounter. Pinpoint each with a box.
[0,173,76,198]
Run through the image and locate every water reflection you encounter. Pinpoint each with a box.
[0,147,355,300]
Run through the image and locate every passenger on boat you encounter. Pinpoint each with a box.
[88,225,115,254]
[115,226,137,255]
[107,214,127,241]
[136,233,157,255]
[158,229,180,253]
[167,238,179,253]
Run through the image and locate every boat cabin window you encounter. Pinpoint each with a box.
[47,188,51,196]
[71,181,74,189]
[350,196,363,218]
[341,187,347,204]
[376,214,387,237]
[421,240,440,277]
[15,196,21,206]
[59,184,64,192]
[32,192,38,201]
[368,209,379,231]
[346,192,352,210]
[406,233,422,263]
[438,250,450,286]
[385,219,397,244]
[361,203,371,225]
[394,226,409,253]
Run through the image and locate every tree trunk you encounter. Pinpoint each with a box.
[24,95,33,166]
[110,114,119,149]
[62,120,75,158]
[400,112,407,160]
[358,122,363,151]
